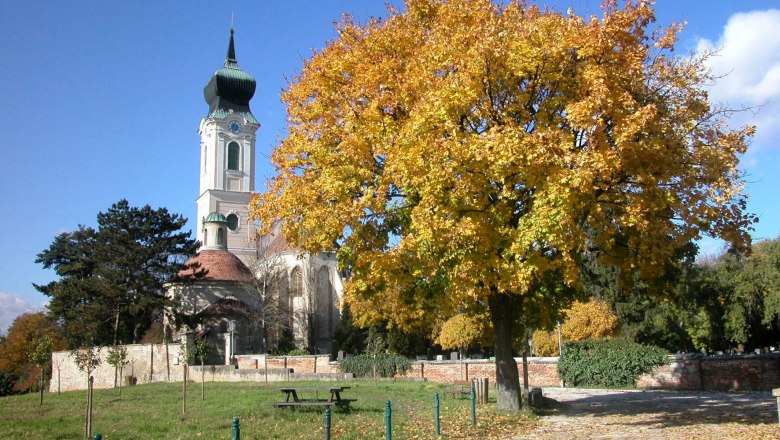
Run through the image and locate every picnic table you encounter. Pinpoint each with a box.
[272,386,355,409]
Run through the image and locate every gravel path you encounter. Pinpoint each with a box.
[512,387,779,439]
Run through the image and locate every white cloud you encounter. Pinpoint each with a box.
[696,9,780,147]
[0,292,46,336]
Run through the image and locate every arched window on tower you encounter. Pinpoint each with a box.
[204,229,209,247]
[227,142,240,171]
[227,213,239,231]
[217,228,225,246]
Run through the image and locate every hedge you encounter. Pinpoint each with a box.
[558,338,667,388]
[339,353,412,378]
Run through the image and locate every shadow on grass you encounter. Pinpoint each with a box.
[544,389,775,428]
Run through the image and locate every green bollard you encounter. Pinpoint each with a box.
[93,435,102,440]
[324,407,331,440]
[232,417,240,440]
[434,392,441,436]
[470,384,477,427]
[385,400,392,440]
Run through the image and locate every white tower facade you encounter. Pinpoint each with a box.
[196,28,259,265]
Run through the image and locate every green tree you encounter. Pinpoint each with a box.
[35,199,199,347]
[252,0,754,410]
[71,346,101,385]
[332,304,367,355]
[106,344,129,394]
[29,335,53,405]
[690,239,780,351]
[190,338,210,400]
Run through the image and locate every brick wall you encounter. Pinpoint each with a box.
[236,355,340,374]
[637,354,780,391]
[399,357,561,387]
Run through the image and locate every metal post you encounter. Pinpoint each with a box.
[470,384,477,427]
[232,417,240,440]
[182,366,187,415]
[324,408,331,440]
[434,392,441,436]
[556,321,563,356]
[385,400,392,440]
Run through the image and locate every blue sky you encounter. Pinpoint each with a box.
[2,1,779,334]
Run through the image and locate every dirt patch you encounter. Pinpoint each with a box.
[511,387,779,439]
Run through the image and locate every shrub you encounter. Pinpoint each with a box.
[0,371,18,396]
[558,338,667,388]
[533,299,619,356]
[287,348,311,356]
[339,353,412,378]
[532,329,560,356]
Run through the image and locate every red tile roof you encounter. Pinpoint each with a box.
[178,250,253,282]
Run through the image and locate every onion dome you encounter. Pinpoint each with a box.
[203,28,257,124]
[178,250,253,282]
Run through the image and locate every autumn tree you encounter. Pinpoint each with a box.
[35,200,199,347]
[252,0,755,410]
[533,299,618,356]
[0,312,64,393]
[436,313,486,358]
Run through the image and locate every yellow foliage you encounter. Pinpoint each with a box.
[533,300,619,356]
[562,300,619,341]
[532,329,560,357]
[251,0,755,364]
[435,314,485,350]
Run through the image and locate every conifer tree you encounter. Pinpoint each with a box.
[35,199,199,347]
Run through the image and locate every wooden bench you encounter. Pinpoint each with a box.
[272,386,355,410]
[272,399,356,409]
[443,380,472,399]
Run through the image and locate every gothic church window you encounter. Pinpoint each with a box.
[227,142,240,171]
[290,267,303,298]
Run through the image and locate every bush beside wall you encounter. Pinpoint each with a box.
[558,338,667,388]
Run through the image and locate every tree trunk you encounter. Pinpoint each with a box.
[39,368,44,406]
[488,292,521,411]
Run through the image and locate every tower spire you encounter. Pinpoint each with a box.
[226,27,237,65]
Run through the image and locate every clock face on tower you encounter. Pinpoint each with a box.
[228,120,241,134]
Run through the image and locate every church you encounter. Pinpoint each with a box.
[166,29,344,364]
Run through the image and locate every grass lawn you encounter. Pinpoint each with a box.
[0,380,537,439]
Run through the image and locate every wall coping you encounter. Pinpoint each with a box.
[664,353,780,361]
[412,356,560,365]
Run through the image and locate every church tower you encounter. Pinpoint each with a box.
[197,28,259,265]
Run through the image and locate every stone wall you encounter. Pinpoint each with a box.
[51,343,185,392]
[50,348,345,392]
